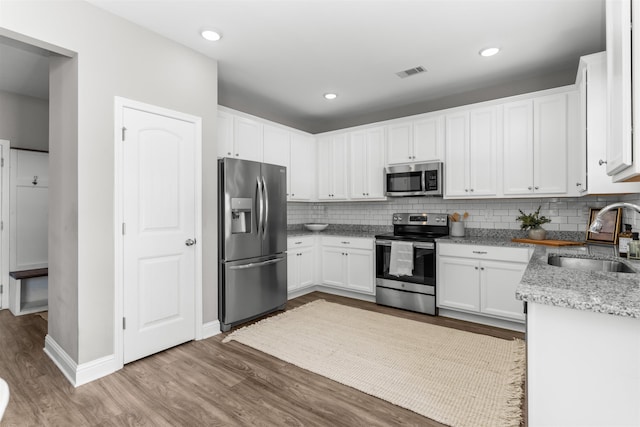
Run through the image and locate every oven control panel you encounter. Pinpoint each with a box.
[392,212,448,226]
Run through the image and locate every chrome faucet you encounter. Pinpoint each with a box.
[588,202,640,233]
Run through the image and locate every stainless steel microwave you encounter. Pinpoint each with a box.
[384,162,443,197]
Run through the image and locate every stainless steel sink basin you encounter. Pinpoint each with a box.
[547,255,636,273]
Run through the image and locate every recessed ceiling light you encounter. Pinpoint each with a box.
[324,93,338,100]
[201,29,222,41]
[479,47,500,57]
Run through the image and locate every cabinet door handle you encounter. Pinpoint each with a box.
[534,186,539,190]
[475,266,479,270]
[528,186,532,190]
[480,267,485,270]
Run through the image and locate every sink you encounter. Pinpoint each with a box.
[547,255,636,273]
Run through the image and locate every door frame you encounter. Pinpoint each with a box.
[0,140,9,310]
[113,97,203,370]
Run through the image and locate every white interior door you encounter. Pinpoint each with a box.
[122,106,196,364]
[0,140,9,310]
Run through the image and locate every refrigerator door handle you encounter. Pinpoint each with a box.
[256,176,264,236]
[228,257,285,270]
[262,176,269,239]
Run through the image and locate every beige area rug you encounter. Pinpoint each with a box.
[223,300,525,427]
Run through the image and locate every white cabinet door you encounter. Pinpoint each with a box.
[290,134,315,201]
[298,247,315,288]
[437,256,480,312]
[345,249,374,293]
[321,246,345,287]
[350,127,385,199]
[317,134,348,200]
[287,251,299,292]
[468,107,497,196]
[413,115,444,162]
[503,100,534,195]
[217,110,234,158]
[445,112,468,197]
[263,125,290,168]
[534,94,568,194]
[480,260,526,321]
[234,116,263,162]
[386,123,412,164]
[366,128,386,198]
[606,0,633,175]
[349,132,368,199]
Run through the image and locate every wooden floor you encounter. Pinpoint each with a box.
[0,292,524,426]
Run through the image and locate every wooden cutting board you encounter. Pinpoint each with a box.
[511,238,585,246]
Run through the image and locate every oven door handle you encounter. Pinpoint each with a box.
[375,240,434,250]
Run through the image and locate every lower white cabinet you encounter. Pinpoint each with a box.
[287,236,315,292]
[437,243,530,322]
[320,236,374,294]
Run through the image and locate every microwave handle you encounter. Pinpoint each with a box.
[421,171,427,193]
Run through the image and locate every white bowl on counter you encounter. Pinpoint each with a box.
[304,223,329,232]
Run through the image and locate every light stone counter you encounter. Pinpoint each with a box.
[516,245,640,318]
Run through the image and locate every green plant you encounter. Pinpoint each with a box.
[516,206,551,230]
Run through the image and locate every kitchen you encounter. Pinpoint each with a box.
[0,0,639,426]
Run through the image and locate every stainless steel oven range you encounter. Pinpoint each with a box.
[375,213,449,315]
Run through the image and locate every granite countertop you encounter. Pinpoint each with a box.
[288,229,377,239]
[516,245,640,319]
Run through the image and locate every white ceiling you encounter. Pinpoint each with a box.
[1,0,605,133]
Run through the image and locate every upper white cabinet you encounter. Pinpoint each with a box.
[349,126,385,200]
[317,133,348,200]
[575,52,640,194]
[606,0,633,176]
[445,106,498,198]
[386,114,444,165]
[217,109,263,162]
[503,93,572,196]
[606,0,640,182]
[263,124,290,168]
[289,133,315,201]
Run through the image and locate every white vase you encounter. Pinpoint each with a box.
[528,227,547,240]
[450,222,465,237]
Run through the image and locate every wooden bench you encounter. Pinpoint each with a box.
[9,268,48,316]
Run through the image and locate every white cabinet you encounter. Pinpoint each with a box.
[575,52,640,194]
[606,0,633,176]
[289,133,315,201]
[320,236,374,294]
[264,127,315,201]
[386,114,444,165]
[317,133,348,200]
[287,236,315,293]
[437,243,529,323]
[217,109,263,162]
[349,126,385,199]
[263,124,290,168]
[444,106,498,198]
[503,93,572,196]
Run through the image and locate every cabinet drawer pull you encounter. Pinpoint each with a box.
[295,241,302,245]
[472,251,488,255]
[341,241,350,244]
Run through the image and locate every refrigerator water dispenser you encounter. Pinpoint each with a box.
[231,198,252,233]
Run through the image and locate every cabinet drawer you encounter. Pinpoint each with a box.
[438,243,530,263]
[288,235,315,249]
[322,236,373,250]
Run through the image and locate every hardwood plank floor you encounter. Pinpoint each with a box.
[0,292,524,426]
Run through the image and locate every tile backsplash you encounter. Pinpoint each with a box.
[289,193,640,234]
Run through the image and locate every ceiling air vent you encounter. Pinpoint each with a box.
[396,66,427,79]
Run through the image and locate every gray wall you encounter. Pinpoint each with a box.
[0,90,48,150]
[1,1,218,364]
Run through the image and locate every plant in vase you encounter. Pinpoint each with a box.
[516,206,551,240]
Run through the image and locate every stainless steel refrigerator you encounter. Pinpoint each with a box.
[218,158,287,332]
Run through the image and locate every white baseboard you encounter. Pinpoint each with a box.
[44,335,117,387]
[288,285,376,303]
[438,308,525,333]
[201,320,221,339]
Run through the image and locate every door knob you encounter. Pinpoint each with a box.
[185,238,196,246]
